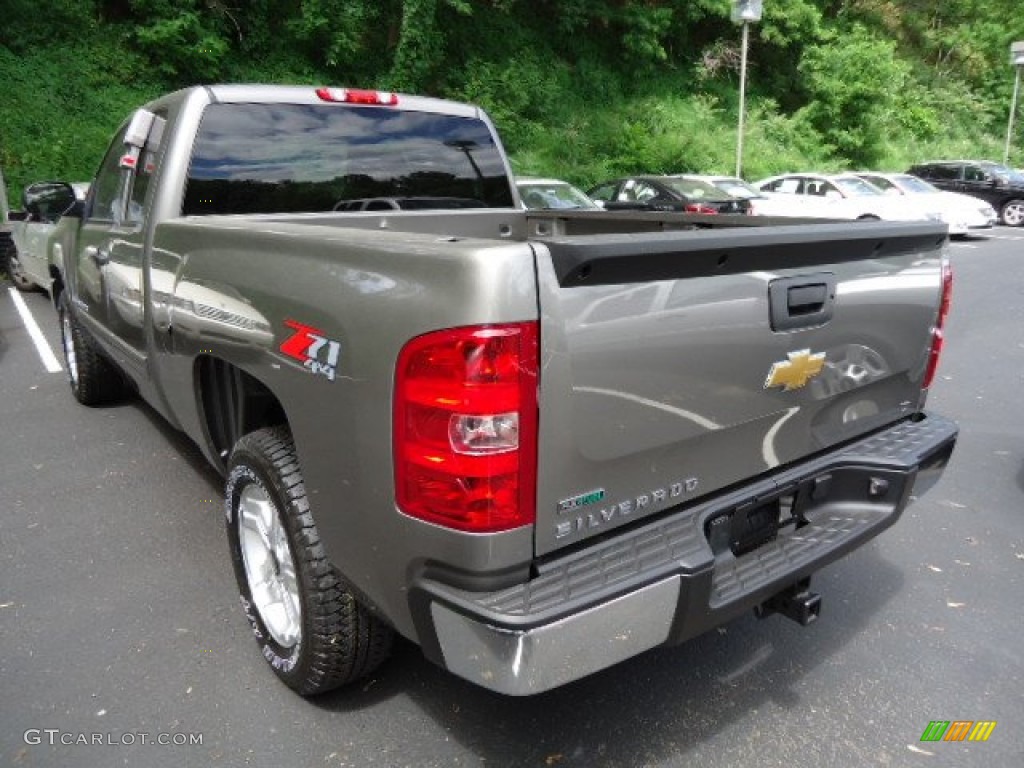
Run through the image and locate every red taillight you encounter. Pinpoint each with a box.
[394,323,538,532]
[316,87,399,106]
[922,259,953,389]
[685,203,719,215]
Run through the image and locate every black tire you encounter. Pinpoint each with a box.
[226,426,393,695]
[999,198,1024,227]
[57,292,125,405]
[4,242,37,292]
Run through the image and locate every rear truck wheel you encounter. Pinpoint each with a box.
[226,426,393,695]
[1000,199,1024,227]
[57,292,124,405]
[4,245,37,292]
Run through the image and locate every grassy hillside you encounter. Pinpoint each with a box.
[1,1,1022,202]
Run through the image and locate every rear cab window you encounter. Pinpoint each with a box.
[183,103,515,216]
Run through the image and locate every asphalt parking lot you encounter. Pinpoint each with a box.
[1,230,1023,768]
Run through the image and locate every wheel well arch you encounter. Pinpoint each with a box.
[195,355,287,471]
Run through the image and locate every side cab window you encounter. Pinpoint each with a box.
[963,165,987,183]
[929,165,960,181]
[86,108,166,226]
[86,124,131,223]
[633,182,659,203]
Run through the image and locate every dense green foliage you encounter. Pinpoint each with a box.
[2,0,1023,200]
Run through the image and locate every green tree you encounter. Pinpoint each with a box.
[798,24,913,166]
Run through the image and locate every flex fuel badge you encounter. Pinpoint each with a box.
[280,319,341,381]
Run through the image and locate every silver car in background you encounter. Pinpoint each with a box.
[853,171,996,237]
[7,181,89,293]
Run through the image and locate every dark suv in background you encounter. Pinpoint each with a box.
[907,160,1024,226]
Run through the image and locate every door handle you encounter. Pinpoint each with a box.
[83,245,110,266]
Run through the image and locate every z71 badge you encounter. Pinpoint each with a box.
[280,320,341,381]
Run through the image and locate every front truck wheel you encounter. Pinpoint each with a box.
[226,426,393,695]
[57,292,124,405]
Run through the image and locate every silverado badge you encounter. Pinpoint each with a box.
[764,349,826,391]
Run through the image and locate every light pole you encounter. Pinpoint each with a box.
[1003,42,1024,166]
[731,1,764,179]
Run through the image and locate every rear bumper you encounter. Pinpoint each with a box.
[410,412,958,695]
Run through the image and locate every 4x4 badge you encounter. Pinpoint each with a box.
[764,349,826,391]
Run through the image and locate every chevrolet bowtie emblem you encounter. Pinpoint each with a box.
[764,349,826,391]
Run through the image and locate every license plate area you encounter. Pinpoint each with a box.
[705,492,802,558]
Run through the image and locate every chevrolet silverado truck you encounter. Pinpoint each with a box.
[51,84,958,696]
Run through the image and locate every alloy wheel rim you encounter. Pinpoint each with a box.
[238,483,302,648]
[1005,203,1024,227]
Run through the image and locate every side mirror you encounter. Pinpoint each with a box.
[23,182,78,223]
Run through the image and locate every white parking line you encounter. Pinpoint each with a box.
[8,287,63,373]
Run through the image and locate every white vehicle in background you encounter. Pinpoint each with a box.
[678,175,811,217]
[515,177,599,210]
[853,171,996,237]
[7,181,89,293]
[754,173,944,224]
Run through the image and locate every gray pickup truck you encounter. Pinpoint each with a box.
[52,84,958,696]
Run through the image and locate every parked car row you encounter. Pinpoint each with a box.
[2,158,1016,295]
[516,159,1012,236]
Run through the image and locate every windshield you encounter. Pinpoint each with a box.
[518,181,597,209]
[708,178,763,199]
[184,103,514,215]
[890,174,938,194]
[985,164,1024,185]
[833,176,884,197]
[663,178,731,200]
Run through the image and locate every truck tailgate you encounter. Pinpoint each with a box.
[531,221,948,556]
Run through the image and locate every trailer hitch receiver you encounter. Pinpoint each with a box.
[754,579,821,626]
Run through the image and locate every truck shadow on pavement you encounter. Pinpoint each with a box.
[315,547,905,767]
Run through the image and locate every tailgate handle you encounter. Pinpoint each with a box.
[787,284,828,315]
[769,274,836,332]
